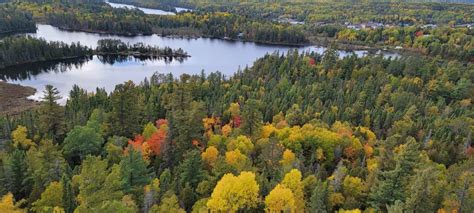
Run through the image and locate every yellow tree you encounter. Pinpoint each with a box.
[265,184,295,212]
[11,125,35,149]
[281,169,305,211]
[221,124,232,137]
[342,176,366,208]
[207,172,260,212]
[261,124,276,138]
[0,193,24,213]
[280,149,296,168]
[227,135,253,154]
[32,181,64,212]
[202,146,219,167]
[225,149,249,172]
[228,103,240,118]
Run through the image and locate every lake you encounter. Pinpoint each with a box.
[105,1,176,15]
[1,24,398,103]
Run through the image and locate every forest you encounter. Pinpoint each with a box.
[7,0,473,57]
[0,50,472,212]
[0,37,189,69]
[0,36,91,69]
[109,0,190,12]
[9,1,308,45]
[0,0,473,212]
[0,6,36,36]
[334,26,473,60]
[96,39,189,58]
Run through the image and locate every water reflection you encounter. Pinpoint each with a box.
[96,55,187,65]
[105,1,176,15]
[0,57,90,81]
[0,55,186,82]
[9,24,400,102]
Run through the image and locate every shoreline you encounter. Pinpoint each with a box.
[0,55,90,70]
[0,52,190,70]
[43,23,309,47]
[0,81,40,116]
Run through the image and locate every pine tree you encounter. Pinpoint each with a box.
[61,175,75,213]
[120,148,152,203]
[109,81,142,138]
[3,150,31,201]
[369,138,421,210]
[310,180,329,213]
[241,99,262,136]
[38,85,65,142]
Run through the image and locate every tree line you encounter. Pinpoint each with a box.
[335,26,473,60]
[0,6,36,36]
[191,1,474,25]
[0,50,472,212]
[0,37,190,69]
[10,1,309,45]
[96,39,189,57]
[0,36,91,69]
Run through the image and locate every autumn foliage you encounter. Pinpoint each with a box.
[128,119,168,160]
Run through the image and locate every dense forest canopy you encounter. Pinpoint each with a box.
[0,36,91,69]
[0,6,36,35]
[0,50,472,212]
[1,0,472,55]
[0,37,189,69]
[0,0,473,212]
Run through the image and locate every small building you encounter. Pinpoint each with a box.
[421,24,437,29]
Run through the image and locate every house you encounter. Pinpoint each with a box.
[421,24,437,29]
[346,22,384,30]
[362,22,384,29]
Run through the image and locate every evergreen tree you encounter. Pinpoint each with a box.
[310,180,329,213]
[75,156,124,211]
[241,99,262,136]
[369,138,421,210]
[120,148,152,203]
[109,81,142,138]
[61,174,75,213]
[177,150,205,189]
[2,150,30,200]
[38,85,65,142]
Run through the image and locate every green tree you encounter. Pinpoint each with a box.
[310,180,329,213]
[405,166,446,212]
[241,99,262,136]
[26,140,67,202]
[167,97,205,163]
[369,138,421,210]
[120,148,151,203]
[2,150,30,200]
[177,150,205,189]
[142,122,157,141]
[31,181,63,212]
[38,85,65,142]
[74,156,124,212]
[62,125,103,163]
[61,175,75,213]
[109,81,142,138]
[150,192,185,213]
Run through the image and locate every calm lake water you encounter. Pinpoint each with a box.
[1,23,399,103]
[105,1,176,15]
